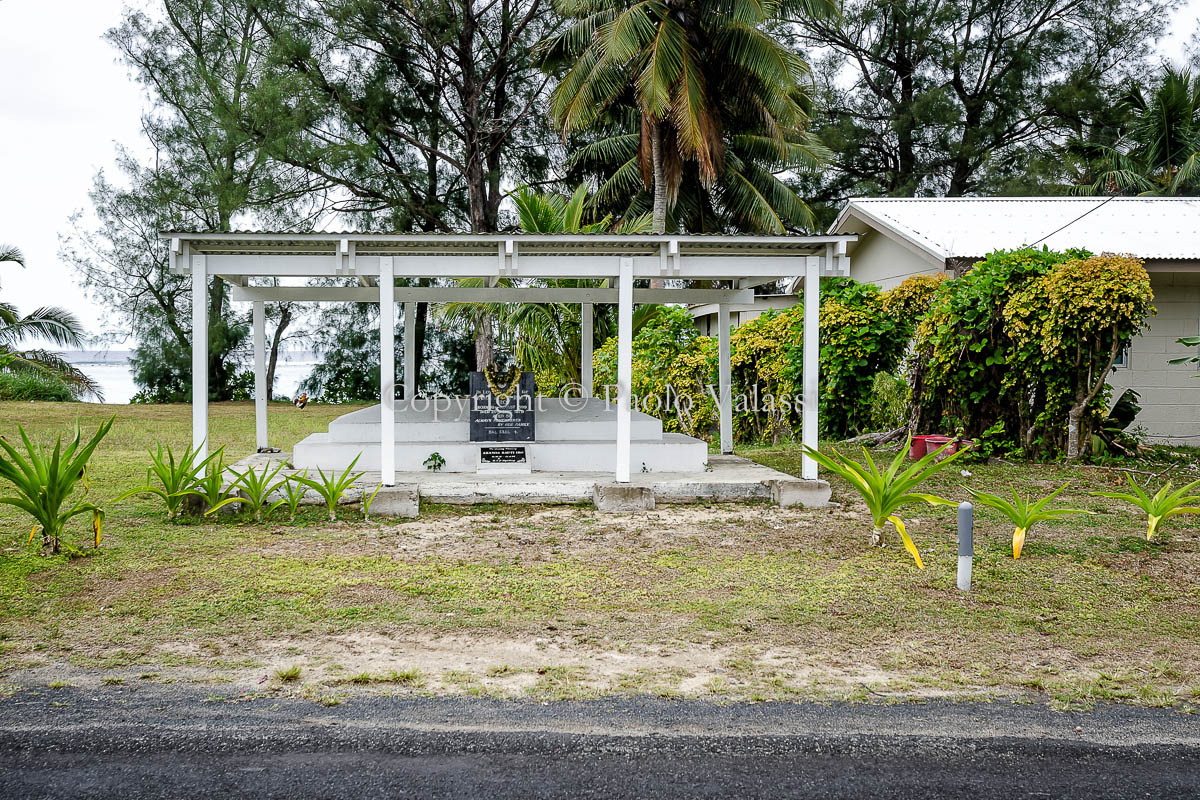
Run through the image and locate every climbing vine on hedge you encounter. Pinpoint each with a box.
[1004,255,1154,458]
[910,248,1154,458]
[593,279,918,445]
[880,273,946,327]
[813,280,908,437]
[592,306,717,437]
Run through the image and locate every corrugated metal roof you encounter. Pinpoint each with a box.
[161,231,857,258]
[831,197,1200,261]
[164,230,823,237]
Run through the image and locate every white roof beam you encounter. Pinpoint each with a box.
[164,231,858,249]
[181,253,809,280]
[229,285,756,305]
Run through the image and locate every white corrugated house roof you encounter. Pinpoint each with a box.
[831,197,1200,263]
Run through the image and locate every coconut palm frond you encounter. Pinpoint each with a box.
[720,158,817,232]
[1076,67,1200,196]
[0,244,25,267]
[615,211,654,233]
[719,171,785,232]
[3,349,105,401]
[568,133,640,169]
[0,305,87,349]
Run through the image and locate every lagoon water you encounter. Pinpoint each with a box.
[64,351,319,405]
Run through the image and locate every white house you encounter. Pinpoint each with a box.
[828,197,1200,443]
[689,293,800,335]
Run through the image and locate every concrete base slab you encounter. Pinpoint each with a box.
[369,484,419,518]
[593,483,655,513]
[228,452,818,508]
[768,478,832,508]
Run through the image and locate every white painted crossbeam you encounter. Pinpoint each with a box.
[229,286,757,305]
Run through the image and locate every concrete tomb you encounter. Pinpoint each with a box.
[293,397,709,474]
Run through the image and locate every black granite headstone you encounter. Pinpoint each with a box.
[468,371,535,442]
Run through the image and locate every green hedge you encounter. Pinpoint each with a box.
[0,370,79,402]
[910,248,1154,458]
[592,276,942,444]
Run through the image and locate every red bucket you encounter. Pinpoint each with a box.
[908,435,931,460]
[923,435,956,458]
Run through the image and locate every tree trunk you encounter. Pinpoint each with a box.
[1066,334,1123,460]
[415,301,428,392]
[871,526,886,547]
[475,316,494,369]
[1065,401,1085,460]
[893,18,917,194]
[650,121,667,234]
[649,121,668,290]
[946,99,983,196]
[265,302,293,401]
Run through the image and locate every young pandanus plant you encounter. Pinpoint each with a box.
[183,448,229,513]
[116,441,215,519]
[206,461,289,522]
[0,417,114,555]
[278,473,310,522]
[802,438,969,568]
[290,454,366,522]
[1092,475,1200,541]
[966,483,1090,558]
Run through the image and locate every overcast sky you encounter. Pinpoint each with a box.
[1,0,1198,342]
[1,0,149,346]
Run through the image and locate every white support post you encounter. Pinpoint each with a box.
[581,302,593,399]
[403,301,417,400]
[191,254,209,460]
[615,257,633,483]
[718,303,733,455]
[380,257,396,486]
[253,300,267,452]
[801,253,822,481]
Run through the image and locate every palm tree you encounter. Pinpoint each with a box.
[512,184,620,234]
[1,244,102,400]
[544,0,834,232]
[438,185,658,390]
[567,110,826,232]
[1077,67,1200,196]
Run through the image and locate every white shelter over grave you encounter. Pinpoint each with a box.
[163,232,854,490]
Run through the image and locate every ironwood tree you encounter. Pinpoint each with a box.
[233,0,562,365]
[797,0,1173,206]
[67,0,321,401]
[239,0,559,233]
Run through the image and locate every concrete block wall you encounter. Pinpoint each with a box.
[1108,272,1200,443]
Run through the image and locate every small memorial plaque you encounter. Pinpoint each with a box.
[480,445,528,465]
[469,371,536,442]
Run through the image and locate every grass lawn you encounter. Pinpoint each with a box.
[0,401,1198,709]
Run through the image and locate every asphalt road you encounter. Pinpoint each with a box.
[1,686,1198,799]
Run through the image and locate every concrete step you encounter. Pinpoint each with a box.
[325,401,665,442]
[292,433,709,473]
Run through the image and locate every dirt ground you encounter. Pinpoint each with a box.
[5,500,1198,709]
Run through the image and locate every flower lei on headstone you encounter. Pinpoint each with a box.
[484,364,522,400]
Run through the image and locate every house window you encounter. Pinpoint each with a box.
[1113,346,1130,369]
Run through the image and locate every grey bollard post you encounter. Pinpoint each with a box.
[957,502,973,591]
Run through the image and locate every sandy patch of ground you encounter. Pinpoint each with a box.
[5,629,977,703]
